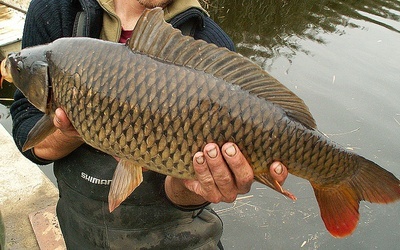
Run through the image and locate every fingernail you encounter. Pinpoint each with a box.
[55,117,61,124]
[225,145,236,157]
[196,155,204,164]
[206,147,217,158]
[274,163,283,175]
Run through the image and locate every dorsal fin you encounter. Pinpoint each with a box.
[128,8,317,129]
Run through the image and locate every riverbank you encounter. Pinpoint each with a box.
[0,124,65,249]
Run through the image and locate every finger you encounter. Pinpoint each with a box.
[54,108,71,129]
[189,151,222,203]
[203,143,237,202]
[269,161,288,185]
[54,108,81,138]
[221,143,254,194]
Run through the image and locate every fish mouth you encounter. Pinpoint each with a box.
[0,59,4,88]
[0,58,13,88]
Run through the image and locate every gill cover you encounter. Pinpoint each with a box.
[7,51,50,114]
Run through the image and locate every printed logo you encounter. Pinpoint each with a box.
[81,172,112,185]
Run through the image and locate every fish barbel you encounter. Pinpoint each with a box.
[1,8,399,238]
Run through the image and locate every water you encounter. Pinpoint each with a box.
[209,0,400,249]
[1,0,399,249]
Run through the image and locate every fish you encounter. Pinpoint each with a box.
[1,8,399,238]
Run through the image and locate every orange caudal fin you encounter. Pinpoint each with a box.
[312,156,400,238]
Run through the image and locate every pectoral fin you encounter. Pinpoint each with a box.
[254,172,297,201]
[108,159,143,212]
[23,114,56,151]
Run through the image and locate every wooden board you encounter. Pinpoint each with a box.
[29,205,66,250]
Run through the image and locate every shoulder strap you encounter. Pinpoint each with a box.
[168,7,205,36]
[72,0,103,38]
[72,11,86,37]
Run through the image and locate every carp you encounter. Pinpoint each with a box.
[1,8,399,238]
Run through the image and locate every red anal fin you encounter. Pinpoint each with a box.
[312,183,360,238]
[254,172,297,201]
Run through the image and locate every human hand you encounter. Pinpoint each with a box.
[31,108,83,160]
[183,142,288,203]
[53,108,81,139]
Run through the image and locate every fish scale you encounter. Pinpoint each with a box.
[55,47,275,177]
[2,8,399,238]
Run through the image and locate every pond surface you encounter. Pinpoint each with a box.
[1,0,399,249]
[209,0,400,249]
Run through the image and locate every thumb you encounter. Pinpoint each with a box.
[54,108,71,129]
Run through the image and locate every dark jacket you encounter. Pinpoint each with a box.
[10,0,234,249]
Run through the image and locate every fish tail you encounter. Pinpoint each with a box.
[312,156,400,238]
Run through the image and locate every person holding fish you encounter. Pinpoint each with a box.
[8,0,289,248]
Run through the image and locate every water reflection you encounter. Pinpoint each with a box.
[208,0,400,249]
[207,0,400,63]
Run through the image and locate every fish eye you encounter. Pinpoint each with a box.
[17,61,23,72]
